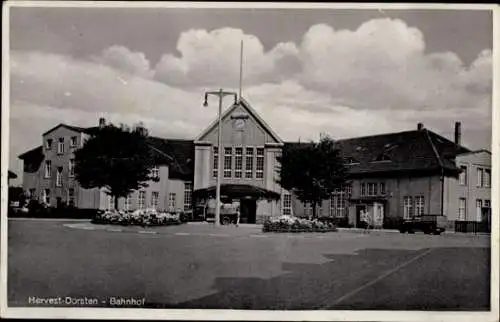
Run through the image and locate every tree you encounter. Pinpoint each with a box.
[276,135,348,218]
[74,123,159,210]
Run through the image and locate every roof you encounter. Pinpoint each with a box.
[18,145,43,160]
[147,137,194,180]
[285,128,470,177]
[195,97,283,144]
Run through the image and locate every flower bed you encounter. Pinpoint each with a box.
[262,215,337,233]
[92,209,184,227]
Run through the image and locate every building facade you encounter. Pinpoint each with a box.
[18,99,491,228]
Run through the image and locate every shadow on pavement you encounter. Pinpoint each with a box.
[147,247,490,311]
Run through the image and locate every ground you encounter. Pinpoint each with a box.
[7,219,491,311]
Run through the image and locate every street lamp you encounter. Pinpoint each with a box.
[203,89,238,226]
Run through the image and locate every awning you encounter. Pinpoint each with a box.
[193,184,281,201]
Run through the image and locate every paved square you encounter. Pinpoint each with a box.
[7,219,490,310]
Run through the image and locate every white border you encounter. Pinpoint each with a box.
[1,2,499,321]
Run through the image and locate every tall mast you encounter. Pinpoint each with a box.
[238,39,243,102]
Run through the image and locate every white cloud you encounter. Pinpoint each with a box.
[7,18,492,185]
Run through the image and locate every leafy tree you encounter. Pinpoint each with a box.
[276,135,348,218]
[74,123,159,210]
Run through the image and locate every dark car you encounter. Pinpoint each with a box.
[399,215,446,235]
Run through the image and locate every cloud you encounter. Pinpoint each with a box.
[8,18,492,186]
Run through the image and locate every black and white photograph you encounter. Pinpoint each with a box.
[1,2,498,321]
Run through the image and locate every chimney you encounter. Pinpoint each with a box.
[454,122,461,145]
[99,117,106,128]
[417,123,424,131]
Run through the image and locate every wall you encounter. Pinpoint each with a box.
[446,151,491,222]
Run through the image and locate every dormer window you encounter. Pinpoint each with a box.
[46,139,53,150]
[151,166,160,180]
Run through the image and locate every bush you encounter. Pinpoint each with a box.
[92,208,184,227]
[262,215,337,233]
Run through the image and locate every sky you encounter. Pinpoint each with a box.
[7,5,494,186]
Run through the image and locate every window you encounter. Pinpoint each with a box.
[213,147,218,178]
[330,194,347,218]
[107,195,115,210]
[235,147,243,178]
[245,147,254,178]
[415,196,424,217]
[70,136,78,147]
[485,169,491,188]
[361,183,366,196]
[224,147,232,178]
[476,199,483,222]
[151,191,159,209]
[458,198,466,221]
[46,139,53,150]
[42,189,50,205]
[380,182,386,195]
[184,183,193,211]
[56,167,63,187]
[168,193,176,212]
[345,183,352,195]
[484,200,491,208]
[138,191,146,209]
[57,138,64,154]
[151,166,160,180]
[304,202,312,217]
[459,166,467,185]
[477,168,484,187]
[367,183,378,196]
[29,188,36,200]
[318,203,323,217]
[44,160,52,178]
[282,193,292,215]
[403,196,413,219]
[69,159,75,177]
[256,148,264,179]
[68,188,75,207]
[124,195,131,211]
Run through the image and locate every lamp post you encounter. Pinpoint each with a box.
[203,89,238,226]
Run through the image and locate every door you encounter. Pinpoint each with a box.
[240,199,257,224]
[356,205,366,228]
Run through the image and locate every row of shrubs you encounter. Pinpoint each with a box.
[262,215,338,233]
[92,209,187,227]
[9,200,97,219]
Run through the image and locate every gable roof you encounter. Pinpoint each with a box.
[147,137,194,180]
[195,97,283,144]
[285,128,470,177]
[18,145,43,160]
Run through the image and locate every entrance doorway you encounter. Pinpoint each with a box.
[240,199,257,224]
[355,205,366,228]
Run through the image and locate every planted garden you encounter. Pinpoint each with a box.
[262,215,337,233]
[92,209,187,227]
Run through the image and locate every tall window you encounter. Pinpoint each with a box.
[151,166,160,180]
[367,183,378,196]
[458,198,466,221]
[138,190,146,209]
[235,147,243,178]
[380,182,386,195]
[44,160,52,178]
[330,194,347,218]
[68,188,75,207]
[57,138,64,154]
[459,166,467,185]
[43,189,50,205]
[256,147,264,179]
[56,167,63,187]
[151,191,159,209]
[124,195,131,211]
[107,195,115,210]
[477,168,484,187]
[46,138,53,150]
[168,193,176,212]
[415,196,424,216]
[184,183,193,211]
[318,202,323,217]
[69,159,75,177]
[70,136,78,148]
[484,199,491,209]
[403,196,413,219]
[476,199,483,222]
[484,169,491,188]
[212,147,218,178]
[304,202,312,217]
[245,147,254,178]
[361,183,366,196]
[282,193,292,215]
[224,147,232,178]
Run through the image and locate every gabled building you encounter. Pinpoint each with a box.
[18,99,491,229]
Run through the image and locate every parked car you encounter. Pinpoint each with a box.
[399,215,446,235]
[205,202,239,225]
